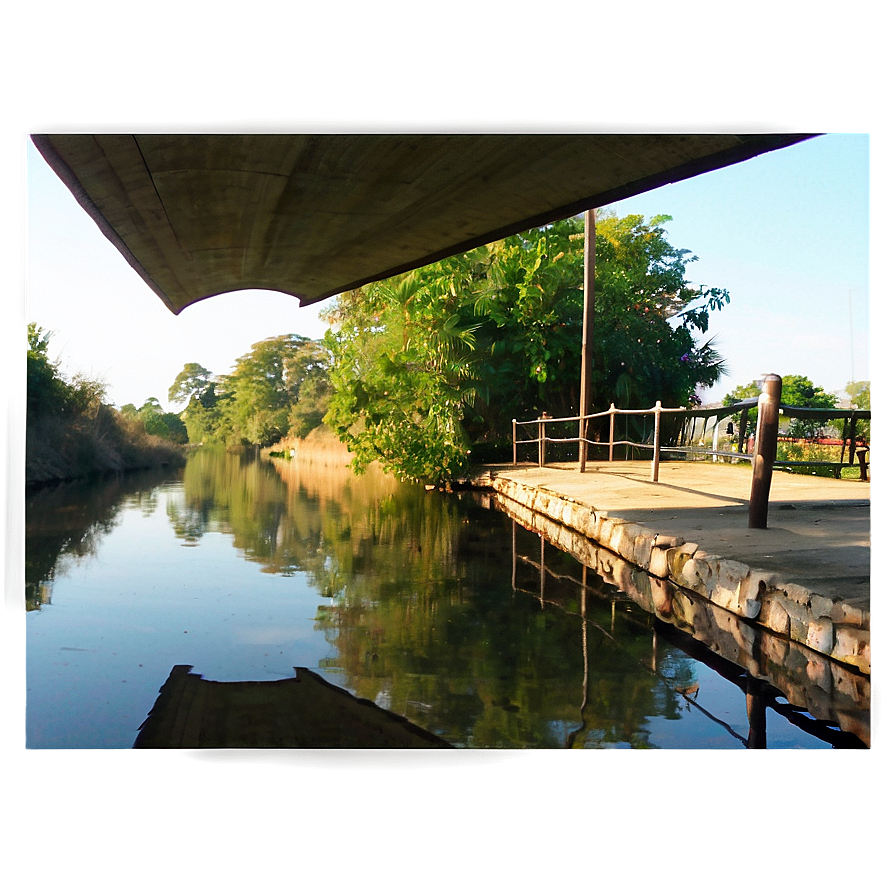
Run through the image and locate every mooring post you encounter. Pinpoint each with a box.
[748,374,782,529]
[651,401,662,482]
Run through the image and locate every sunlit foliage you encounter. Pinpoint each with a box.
[170,335,333,446]
[324,213,730,482]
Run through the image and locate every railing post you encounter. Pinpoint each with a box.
[578,408,588,473]
[608,404,615,462]
[652,401,662,482]
[749,374,782,529]
[738,408,749,454]
[512,419,517,466]
[538,412,550,467]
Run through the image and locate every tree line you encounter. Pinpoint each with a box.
[32,211,868,485]
[166,212,737,480]
[26,323,184,486]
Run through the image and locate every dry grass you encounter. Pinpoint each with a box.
[26,405,185,487]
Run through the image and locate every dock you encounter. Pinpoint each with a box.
[471,461,870,675]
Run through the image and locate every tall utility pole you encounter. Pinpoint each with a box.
[578,209,596,472]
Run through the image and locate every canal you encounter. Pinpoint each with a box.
[25,447,868,749]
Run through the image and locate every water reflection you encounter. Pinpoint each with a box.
[25,448,867,748]
[26,469,177,611]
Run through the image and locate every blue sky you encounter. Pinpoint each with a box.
[24,133,869,412]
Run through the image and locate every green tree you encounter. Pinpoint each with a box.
[172,336,333,447]
[127,397,189,443]
[168,363,215,408]
[27,323,106,420]
[845,380,870,441]
[324,213,730,483]
[845,380,870,410]
[724,374,839,439]
[27,323,68,419]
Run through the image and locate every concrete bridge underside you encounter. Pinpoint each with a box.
[32,133,812,314]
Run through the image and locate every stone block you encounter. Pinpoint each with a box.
[629,526,656,570]
[649,546,671,578]
[665,542,699,581]
[740,568,780,609]
[806,618,834,655]
[678,552,717,602]
[831,626,871,675]
[654,534,685,549]
[759,593,792,637]
[712,557,756,618]
[830,599,869,628]
[789,613,810,646]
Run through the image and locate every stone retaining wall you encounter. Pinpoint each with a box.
[495,491,870,744]
[475,472,870,676]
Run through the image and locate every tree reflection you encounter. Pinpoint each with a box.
[164,447,714,747]
[25,469,177,611]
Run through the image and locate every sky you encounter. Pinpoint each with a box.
[24,133,869,413]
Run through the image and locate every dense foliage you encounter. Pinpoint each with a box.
[724,374,842,439]
[27,323,105,420]
[323,213,730,482]
[120,397,188,444]
[26,324,184,485]
[169,335,333,446]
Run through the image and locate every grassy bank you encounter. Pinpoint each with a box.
[26,404,186,488]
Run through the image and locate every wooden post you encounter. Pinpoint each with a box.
[538,413,551,466]
[608,404,616,462]
[857,442,869,481]
[748,374,782,529]
[579,209,596,472]
[737,408,749,454]
[651,401,662,482]
[512,419,517,466]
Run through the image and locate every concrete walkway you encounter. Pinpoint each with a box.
[474,460,870,672]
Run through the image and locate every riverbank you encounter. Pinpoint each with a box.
[26,409,186,488]
[263,425,352,460]
[468,461,870,675]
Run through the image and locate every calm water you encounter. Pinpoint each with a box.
[25,448,862,749]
